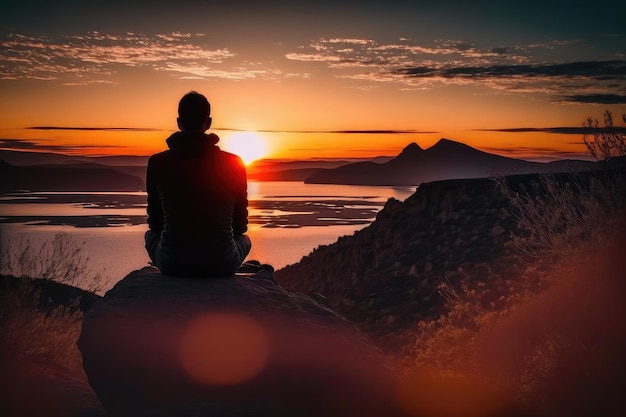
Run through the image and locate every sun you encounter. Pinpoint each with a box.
[222,131,269,165]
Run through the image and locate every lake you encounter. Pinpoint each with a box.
[0,181,415,292]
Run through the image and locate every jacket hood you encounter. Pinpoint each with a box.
[166,131,220,154]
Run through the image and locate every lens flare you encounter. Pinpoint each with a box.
[396,368,504,417]
[178,313,270,385]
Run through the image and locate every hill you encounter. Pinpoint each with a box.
[246,158,393,181]
[0,160,145,192]
[305,139,594,185]
[276,175,522,354]
[0,149,149,167]
[276,168,619,356]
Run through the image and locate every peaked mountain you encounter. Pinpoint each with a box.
[304,139,594,186]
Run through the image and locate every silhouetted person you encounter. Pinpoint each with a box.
[145,91,251,276]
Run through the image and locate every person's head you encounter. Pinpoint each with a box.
[177,91,212,132]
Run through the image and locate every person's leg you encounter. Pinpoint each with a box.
[144,229,161,265]
[233,234,252,268]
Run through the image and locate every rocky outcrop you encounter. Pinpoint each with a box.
[78,266,405,417]
[276,175,541,356]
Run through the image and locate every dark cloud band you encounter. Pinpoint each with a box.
[396,60,626,80]
[561,94,626,104]
[0,138,121,151]
[27,126,162,131]
[474,126,626,134]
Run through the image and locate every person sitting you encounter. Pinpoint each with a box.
[144,91,251,277]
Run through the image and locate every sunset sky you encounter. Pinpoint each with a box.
[1,0,625,161]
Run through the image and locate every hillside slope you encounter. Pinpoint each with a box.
[276,174,537,355]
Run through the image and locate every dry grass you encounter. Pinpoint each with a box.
[0,231,104,416]
[0,231,101,379]
[1,231,103,292]
[0,284,85,377]
[406,112,626,416]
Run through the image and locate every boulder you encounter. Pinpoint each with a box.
[78,265,405,417]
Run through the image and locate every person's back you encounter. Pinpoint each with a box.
[144,92,251,277]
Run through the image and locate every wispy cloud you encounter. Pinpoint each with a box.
[475,126,626,134]
[27,126,164,131]
[481,145,594,161]
[286,37,626,103]
[3,30,624,102]
[0,32,286,83]
[0,138,122,152]
[217,128,434,134]
[26,126,432,135]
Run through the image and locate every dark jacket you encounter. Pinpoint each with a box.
[146,131,248,275]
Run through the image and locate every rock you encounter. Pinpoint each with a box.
[78,266,405,417]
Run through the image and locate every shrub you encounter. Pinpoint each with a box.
[407,111,626,415]
[583,110,626,161]
[0,231,102,293]
[0,230,101,379]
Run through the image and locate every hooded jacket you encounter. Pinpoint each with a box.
[146,131,248,275]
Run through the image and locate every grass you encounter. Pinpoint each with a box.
[405,112,626,416]
[0,231,102,408]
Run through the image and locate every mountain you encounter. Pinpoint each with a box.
[247,167,326,181]
[47,162,148,183]
[276,176,521,355]
[0,149,150,167]
[0,160,145,192]
[305,138,595,185]
[246,158,394,181]
[1,143,596,187]
[275,167,619,356]
[0,149,88,166]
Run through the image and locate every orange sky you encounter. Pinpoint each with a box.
[1,1,625,162]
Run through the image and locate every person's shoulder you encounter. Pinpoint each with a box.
[148,149,171,163]
[216,148,245,167]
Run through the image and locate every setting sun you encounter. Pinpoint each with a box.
[222,131,269,165]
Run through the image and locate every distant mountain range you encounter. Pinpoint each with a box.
[246,159,395,181]
[0,139,596,191]
[305,139,595,186]
[0,149,150,167]
[0,159,145,193]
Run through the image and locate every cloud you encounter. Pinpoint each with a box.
[217,128,433,134]
[27,126,163,131]
[3,30,623,101]
[0,32,286,82]
[561,94,626,104]
[393,60,626,100]
[398,60,626,79]
[286,37,534,70]
[475,126,626,135]
[286,37,625,100]
[20,126,432,137]
[0,138,121,152]
[481,145,594,161]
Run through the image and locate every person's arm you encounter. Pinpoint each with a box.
[232,157,248,235]
[146,156,164,233]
